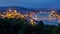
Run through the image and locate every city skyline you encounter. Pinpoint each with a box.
[0,0,60,34]
[0,8,59,25]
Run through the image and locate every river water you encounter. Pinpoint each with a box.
[32,12,58,25]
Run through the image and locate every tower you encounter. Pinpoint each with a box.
[8,9,13,13]
[50,10,56,17]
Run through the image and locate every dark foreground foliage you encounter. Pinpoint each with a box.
[0,18,60,34]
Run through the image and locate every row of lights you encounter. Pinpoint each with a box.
[0,9,60,25]
[0,9,35,25]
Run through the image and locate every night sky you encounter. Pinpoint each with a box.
[0,0,60,10]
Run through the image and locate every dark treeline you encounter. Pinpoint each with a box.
[0,18,60,34]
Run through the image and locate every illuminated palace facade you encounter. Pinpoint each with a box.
[0,9,60,25]
[0,9,35,25]
[0,9,25,18]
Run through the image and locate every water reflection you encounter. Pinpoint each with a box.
[32,12,58,25]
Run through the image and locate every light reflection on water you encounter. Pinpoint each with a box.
[32,12,58,25]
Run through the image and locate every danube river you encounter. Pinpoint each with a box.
[32,11,58,25]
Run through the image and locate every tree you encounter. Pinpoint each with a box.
[33,20,44,34]
[52,23,60,34]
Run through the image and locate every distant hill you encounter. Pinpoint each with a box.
[0,6,36,14]
[0,6,60,14]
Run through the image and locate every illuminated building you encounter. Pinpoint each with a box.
[0,9,60,25]
[30,18,35,26]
